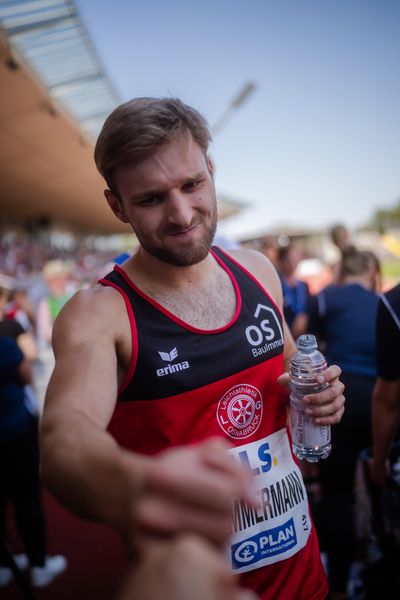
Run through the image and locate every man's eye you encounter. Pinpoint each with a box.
[140,195,162,205]
[183,180,201,191]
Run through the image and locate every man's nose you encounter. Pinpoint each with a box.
[165,191,193,228]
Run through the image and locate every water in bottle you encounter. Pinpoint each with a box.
[289,334,331,462]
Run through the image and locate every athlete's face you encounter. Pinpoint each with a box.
[105,135,217,267]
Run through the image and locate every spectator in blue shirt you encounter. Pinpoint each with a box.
[277,244,311,340]
[309,246,380,595]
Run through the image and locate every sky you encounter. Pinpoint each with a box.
[75,0,400,240]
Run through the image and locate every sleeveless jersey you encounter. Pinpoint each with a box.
[100,247,328,600]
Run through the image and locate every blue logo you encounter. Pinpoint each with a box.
[231,518,297,569]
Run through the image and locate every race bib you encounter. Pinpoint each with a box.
[227,428,311,574]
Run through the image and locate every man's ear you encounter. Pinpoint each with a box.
[104,190,129,223]
[207,155,215,178]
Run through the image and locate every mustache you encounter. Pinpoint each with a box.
[163,221,199,235]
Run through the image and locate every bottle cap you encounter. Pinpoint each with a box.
[297,334,317,352]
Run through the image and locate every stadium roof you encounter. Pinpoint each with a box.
[0,0,243,234]
[0,0,118,140]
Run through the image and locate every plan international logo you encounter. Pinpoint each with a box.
[231,518,297,569]
[156,347,190,377]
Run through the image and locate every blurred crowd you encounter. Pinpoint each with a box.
[0,231,125,406]
[0,224,399,599]
[0,232,129,590]
[0,230,121,289]
[258,224,400,600]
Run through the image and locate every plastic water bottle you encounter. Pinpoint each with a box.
[289,334,331,462]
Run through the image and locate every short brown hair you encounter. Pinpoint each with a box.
[339,246,378,279]
[94,97,212,196]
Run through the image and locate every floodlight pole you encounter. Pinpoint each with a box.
[212,81,256,135]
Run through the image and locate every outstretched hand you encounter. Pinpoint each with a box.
[278,364,345,426]
[126,437,255,551]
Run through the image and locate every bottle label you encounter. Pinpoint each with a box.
[226,428,311,573]
[291,404,331,448]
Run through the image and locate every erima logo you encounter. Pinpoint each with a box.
[156,347,190,377]
[158,348,178,362]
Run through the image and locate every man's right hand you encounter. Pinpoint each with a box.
[123,437,255,549]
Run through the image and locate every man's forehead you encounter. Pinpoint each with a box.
[116,136,208,190]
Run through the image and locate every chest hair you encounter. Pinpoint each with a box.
[148,268,237,329]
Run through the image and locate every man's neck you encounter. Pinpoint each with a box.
[121,246,236,329]
[125,247,216,291]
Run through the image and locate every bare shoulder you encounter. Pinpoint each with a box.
[52,284,127,347]
[44,284,127,427]
[225,248,283,308]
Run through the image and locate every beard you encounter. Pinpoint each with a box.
[135,192,218,267]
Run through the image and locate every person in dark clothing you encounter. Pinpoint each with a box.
[277,244,311,339]
[309,247,380,595]
[0,335,66,588]
[370,282,400,486]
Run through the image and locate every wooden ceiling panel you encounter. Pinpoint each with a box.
[0,34,129,234]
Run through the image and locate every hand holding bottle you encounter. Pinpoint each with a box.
[277,335,345,438]
[288,335,332,462]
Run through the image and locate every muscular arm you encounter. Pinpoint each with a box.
[370,377,400,485]
[40,287,145,534]
[40,286,252,548]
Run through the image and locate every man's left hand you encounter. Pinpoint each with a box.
[278,365,345,425]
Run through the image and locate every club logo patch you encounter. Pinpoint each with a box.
[217,384,263,439]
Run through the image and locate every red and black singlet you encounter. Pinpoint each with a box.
[100,246,328,600]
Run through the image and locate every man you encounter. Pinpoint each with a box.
[370,282,400,486]
[40,98,345,599]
